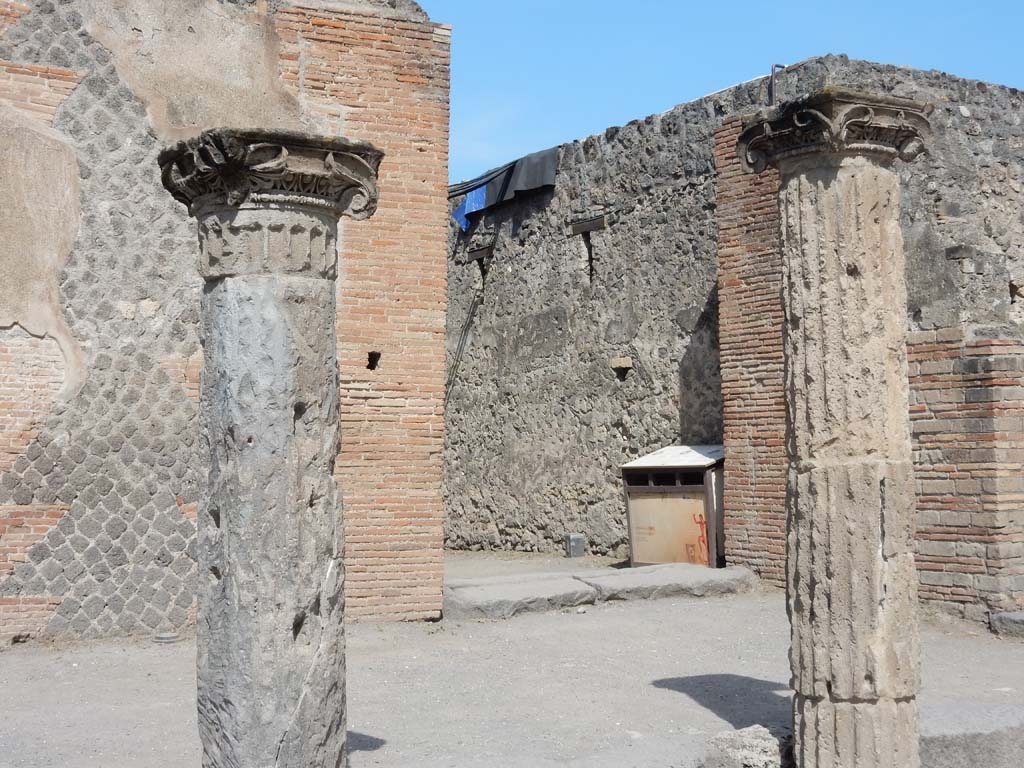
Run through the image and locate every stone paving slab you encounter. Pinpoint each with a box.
[920,702,1024,768]
[444,550,620,581]
[443,575,598,619]
[575,564,757,602]
[443,563,757,619]
[444,569,609,589]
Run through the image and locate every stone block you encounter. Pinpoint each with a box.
[38,558,62,582]
[564,533,586,558]
[444,574,598,620]
[990,611,1024,639]
[701,726,793,768]
[575,564,757,602]
[919,541,957,558]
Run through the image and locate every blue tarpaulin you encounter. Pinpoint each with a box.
[451,185,487,230]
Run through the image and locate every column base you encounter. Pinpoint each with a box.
[793,694,918,768]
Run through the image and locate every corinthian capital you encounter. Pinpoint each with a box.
[737,90,931,173]
[158,129,382,218]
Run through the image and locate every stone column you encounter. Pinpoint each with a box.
[159,130,382,768]
[738,93,930,767]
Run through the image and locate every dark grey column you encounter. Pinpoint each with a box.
[159,130,381,768]
[738,92,930,768]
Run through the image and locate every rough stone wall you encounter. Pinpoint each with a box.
[446,109,724,554]
[0,0,448,644]
[446,55,1024,618]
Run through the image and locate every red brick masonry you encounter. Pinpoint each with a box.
[276,5,451,620]
[909,332,1024,615]
[714,118,787,587]
[0,505,67,643]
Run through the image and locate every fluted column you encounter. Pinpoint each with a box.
[738,92,931,767]
[159,130,381,768]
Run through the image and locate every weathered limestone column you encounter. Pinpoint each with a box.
[738,93,931,767]
[159,130,381,767]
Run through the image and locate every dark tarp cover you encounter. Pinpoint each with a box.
[449,146,559,230]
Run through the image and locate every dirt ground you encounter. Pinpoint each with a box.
[2,588,1023,768]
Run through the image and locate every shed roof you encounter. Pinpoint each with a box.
[621,444,725,470]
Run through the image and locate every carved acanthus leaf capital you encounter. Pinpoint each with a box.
[737,90,932,173]
[158,129,383,218]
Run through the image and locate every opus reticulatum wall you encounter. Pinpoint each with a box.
[0,0,449,644]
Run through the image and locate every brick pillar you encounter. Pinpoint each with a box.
[159,130,381,767]
[739,92,931,767]
[274,7,450,621]
[714,118,787,584]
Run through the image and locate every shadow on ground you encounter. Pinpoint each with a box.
[653,674,791,729]
[348,732,386,752]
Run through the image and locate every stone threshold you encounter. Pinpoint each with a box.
[443,563,758,620]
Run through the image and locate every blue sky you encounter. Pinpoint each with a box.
[417,0,1024,183]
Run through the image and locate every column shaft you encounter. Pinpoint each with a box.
[159,129,381,768]
[781,156,919,768]
[197,233,344,765]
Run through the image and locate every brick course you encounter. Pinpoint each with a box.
[0,40,80,486]
[910,331,1024,617]
[0,44,101,643]
[0,504,67,577]
[0,1,27,36]
[0,58,82,125]
[0,504,67,643]
[0,595,60,644]
[0,329,65,477]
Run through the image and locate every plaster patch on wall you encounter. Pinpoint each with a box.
[0,101,83,397]
[82,0,318,141]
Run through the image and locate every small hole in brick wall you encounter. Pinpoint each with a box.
[11,633,30,645]
[613,366,630,382]
[1011,280,1020,304]
[367,352,382,370]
